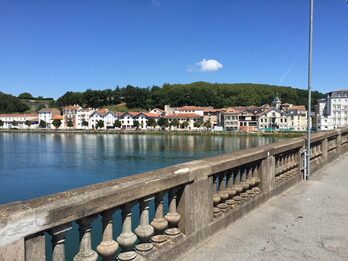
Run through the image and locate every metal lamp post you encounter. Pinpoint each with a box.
[306,0,313,180]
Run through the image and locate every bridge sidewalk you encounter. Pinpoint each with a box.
[181,152,348,261]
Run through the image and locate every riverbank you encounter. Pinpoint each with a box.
[0,128,305,138]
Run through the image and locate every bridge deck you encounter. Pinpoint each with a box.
[181,152,348,261]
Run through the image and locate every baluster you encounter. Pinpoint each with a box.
[225,170,236,198]
[225,170,237,209]
[150,192,168,234]
[74,216,98,261]
[248,165,257,197]
[50,224,72,261]
[252,163,261,185]
[232,168,243,205]
[284,154,289,174]
[117,203,137,252]
[239,166,249,202]
[251,163,261,194]
[291,152,295,168]
[135,197,154,254]
[246,165,256,187]
[274,157,278,176]
[151,192,169,247]
[97,209,118,261]
[135,197,154,243]
[212,175,221,206]
[240,166,249,190]
[217,173,229,202]
[232,168,243,194]
[217,173,229,212]
[165,188,183,241]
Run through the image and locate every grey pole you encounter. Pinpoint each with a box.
[306,0,313,180]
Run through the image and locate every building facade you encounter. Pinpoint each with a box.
[317,90,348,131]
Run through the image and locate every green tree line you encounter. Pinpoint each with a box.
[56,82,324,110]
[0,92,30,113]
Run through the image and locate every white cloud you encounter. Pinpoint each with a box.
[189,59,223,72]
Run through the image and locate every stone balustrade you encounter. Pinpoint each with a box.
[1,128,348,261]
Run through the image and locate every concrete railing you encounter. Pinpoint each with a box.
[1,127,348,261]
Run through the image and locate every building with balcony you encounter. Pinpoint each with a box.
[317,90,348,131]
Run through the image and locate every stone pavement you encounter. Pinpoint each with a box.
[181,152,348,261]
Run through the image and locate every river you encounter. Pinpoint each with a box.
[0,132,285,204]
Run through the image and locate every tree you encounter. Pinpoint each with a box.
[157,118,168,130]
[0,120,3,128]
[67,119,74,129]
[56,91,82,107]
[133,120,139,129]
[25,120,31,128]
[18,92,33,99]
[82,120,89,128]
[147,118,157,129]
[0,92,30,113]
[113,119,122,128]
[12,120,18,126]
[181,120,190,129]
[96,120,104,129]
[203,120,211,129]
[37,104,46,111]
[39,120,47,128]
[52,119,62,129]
[194,120,203,128]
[170,119,180,129]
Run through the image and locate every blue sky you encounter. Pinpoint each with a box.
[0,0,347,98]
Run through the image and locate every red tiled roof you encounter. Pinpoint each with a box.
[289,105,306,111]
[143,113,161,118]
[0,113,38,118]
[165,113,203,119]
[128,112,140,116]
[52,115,63,120]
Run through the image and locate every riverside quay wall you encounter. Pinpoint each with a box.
[1,128,348,261]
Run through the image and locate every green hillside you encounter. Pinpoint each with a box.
[56,82,324,109]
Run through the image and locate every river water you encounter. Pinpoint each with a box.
[0,133,284,204]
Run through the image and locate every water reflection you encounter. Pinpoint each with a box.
[0,133,283,204]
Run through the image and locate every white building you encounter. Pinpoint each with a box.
[62,105,82,129]
[120,112,137,129]
[258,108,289,131]
[38,108,61,129]
[317,89,348,131]
[165,113,203,130]
[286,105,307,131]
[104,111,120,129]
[0,113,38,129]
[76,108,95,129]
[89,109,108,129]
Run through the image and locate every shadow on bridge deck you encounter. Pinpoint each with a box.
[181,152,348,261]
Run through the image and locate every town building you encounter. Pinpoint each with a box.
[286,105,307,131]
[258,108,289,131]
[38,108,61,129]
[62,105,82,129]
[222,108,240,131]
[317,90,348,131]
[165,113,203,130]
[0,113,38,129]
[76,108,95,129]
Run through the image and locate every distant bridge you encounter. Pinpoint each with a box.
[1,128,347,261]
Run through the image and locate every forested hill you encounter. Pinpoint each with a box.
[56,82,324,109]
[0,92,30,113]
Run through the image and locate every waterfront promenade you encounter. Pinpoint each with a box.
[181,151,348,261]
